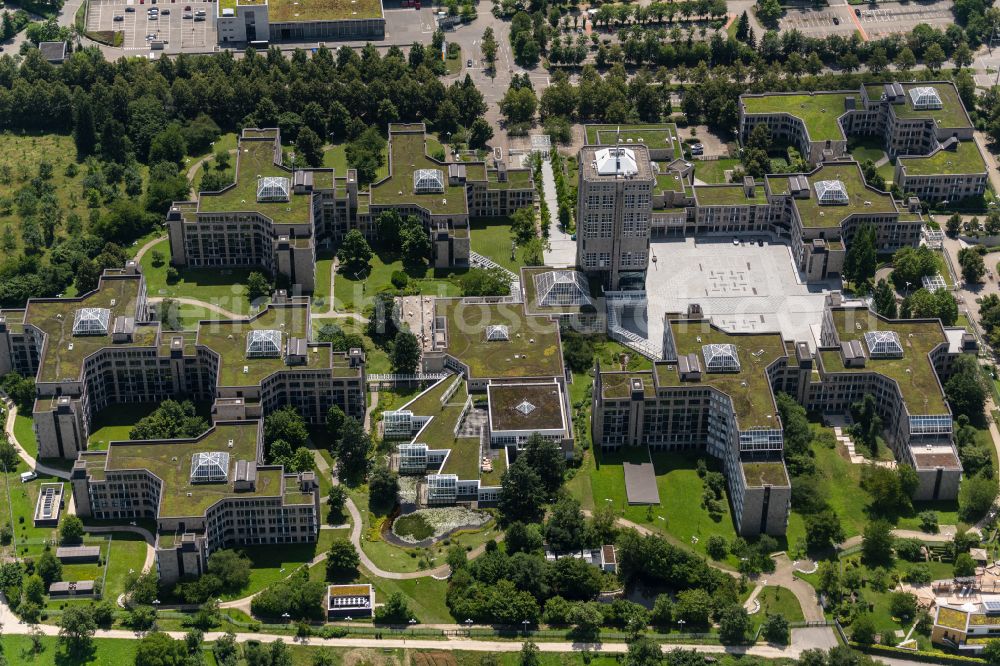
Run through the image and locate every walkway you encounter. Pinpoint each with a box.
[132,235,167,263]
[84,524,156,574]
[2,400,70,480]
[149,296,245,320]
[540,158,575,267]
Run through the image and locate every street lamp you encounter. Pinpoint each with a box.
[522,619,530,634]
[465,619,473,628]
[282,612,291,622]
[677,619,686,632]
[409,618,417,625]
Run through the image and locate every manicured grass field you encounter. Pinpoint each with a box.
[751,586,804,630]
[0,469,64,559]
[220,528,346,601]
[695,158,741,184]
[0,635,142,664]
[333,252,463,313]
[140,238,258,315]
[87,402,160,449]
[580,449,739,565]
[470,217,523,273]
[314,249,335,310]
[14,414,38,459]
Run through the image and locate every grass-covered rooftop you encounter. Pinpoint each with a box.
[898,140,986,176]
[741,92,854,142]
[488,382,565,433]
[654,320,786,429]
[742,461,789,487]
[822,307,948,415]
[198,135,315,224]
[370,126,468,216]
[104,422,296,519]
[895,83,971,129]
[584,124,682,159]
[23,273,151,383]
[196,303,332,386]
[694,183,768,206]
[267,0,383,21]
[768,162,897,229]
[401,377,487,483]
[436,299,563,380]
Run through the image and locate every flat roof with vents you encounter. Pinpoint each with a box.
[190,451,231,483]
[73,308,111,336]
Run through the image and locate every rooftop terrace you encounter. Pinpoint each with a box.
[435,299,563,380]
[488,382,565,433]
[768,162,896,228]
[370,127,468,216]
[741,92,854,142]
[196,304,332,386]
[23,275,151,383]
[197,134,315,224]
[898,140,986,176]
[823,307,948,415]
[103,422,291,518]
[655,320,786,429]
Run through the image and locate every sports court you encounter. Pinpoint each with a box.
[623,237,834,351]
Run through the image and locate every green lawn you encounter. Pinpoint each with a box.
[333,252,463,313]
[101,533,150,602]
[751,586,804,631]
[139,238,258,315]
[580,449,739,565]
[14,414,38,459]
[0,635,142,664]
[322,143,389,182]
[87,402,161,450]
[313,317,391,374]
[218,529,345,601]
[313,249,335,311]
[0,469,64,559]
[470,217,524,273]
[695,158,741,184]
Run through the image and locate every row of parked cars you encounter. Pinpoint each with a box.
[116,4,205,21]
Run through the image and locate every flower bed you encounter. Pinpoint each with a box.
[390,507,491,544]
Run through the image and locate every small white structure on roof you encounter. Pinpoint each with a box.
[909,86,943,110]
[814,179,849,205]
[702,343,741,373]
[413,168,445,194]
[190,451,231,483]
[594,146,638,177]
[246,329,282,358]
[864,330,904,358]
[534,270,592,307]
[515,399,537,416]
[256,176,290,202]
[73,308,111,336]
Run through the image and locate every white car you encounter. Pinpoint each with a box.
[20,471,36,483]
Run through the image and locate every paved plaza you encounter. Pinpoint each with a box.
[622,237,836,350]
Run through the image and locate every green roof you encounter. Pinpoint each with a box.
[487,168,532,190]
[655,320,786,429]
[767,162,897,229]
[742,461,788,487]
[488,383,564,432]
[894,83,971,129]
[441,436,482,479]
[936,607,969,631]
[267,0,383,20]
[23,274,153,383]
[584,124,683,159]
[694,184,767,206]
[601,372,655,400]
[197,135,314,224]
[402,378,486,483]
[436,299,563,380]
[370,126,468,216]
[196,304,331,386]
[104,422,294,519]
[898,141,986,176]
[742,92,854,142]
[822,308,948,415]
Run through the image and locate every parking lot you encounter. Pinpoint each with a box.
[778,0,953,40]
[86,0,217,53]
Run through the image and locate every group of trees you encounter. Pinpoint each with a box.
[129,400,209,441]
[173,549,252,604]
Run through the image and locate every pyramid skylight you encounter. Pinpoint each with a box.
[534,270,592,307]
[516,400,536,415]
[594,146,638,176]
[702,344,741,373]
[190,451,230,483]
[257,176,290,202]
[814,180,849,205]
[909,86,943,110]
[413,169,445,194]
[72,308,111,336]
[864,330,903,358]
[246,329,282,358]
[485,324,509,341]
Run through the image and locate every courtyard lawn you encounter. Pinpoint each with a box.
[0,470,64,559]
[346,485,497,575]
[333,252,463,313]
[470,217,523,273]
[695,158,741,184]
[87,402,160,450]
[751,586,804,631]
[584,449,740,565]
[322,143,390,182]
[100,532,150,602]
[0,636,141,664]
[220,528,345,601]
[14,414,38,459]
[314,249,335,311]
[139,238,258,315]
[312,318,391,374]
[849,144,886,166]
